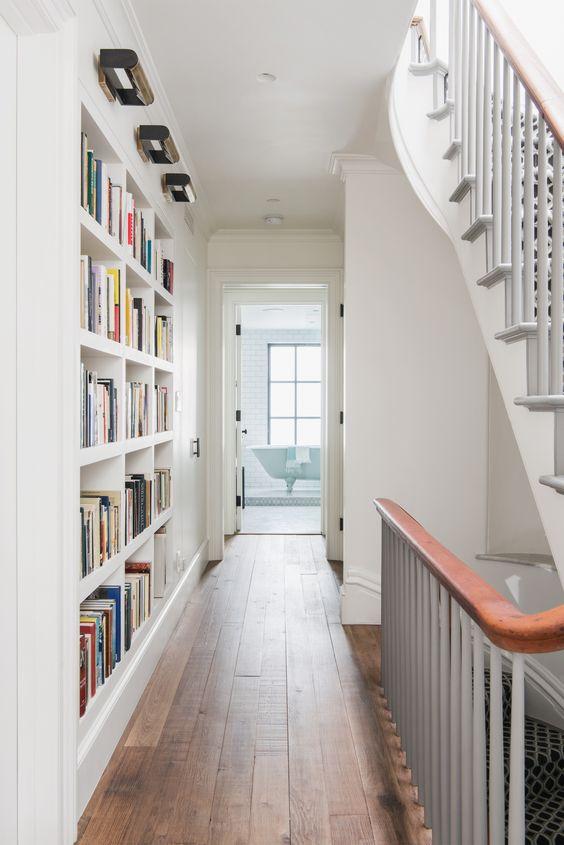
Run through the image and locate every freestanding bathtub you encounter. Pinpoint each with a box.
[250,445,320,492]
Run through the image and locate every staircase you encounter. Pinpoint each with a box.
[389,0,564,580]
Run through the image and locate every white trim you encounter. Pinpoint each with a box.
[207,269,343,562]
[209,228,342,245]
[340,571,381,625]
[77,538,209,812]
[0,0,74,33]
[328,152,398,182]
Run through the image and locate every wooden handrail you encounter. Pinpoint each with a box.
[410,15,431,63]
[472,0,564,147]
[374,498,564,653]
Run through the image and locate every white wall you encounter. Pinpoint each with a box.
[487,367,550,555]
[341,166,489,623]
[208,229,343,270]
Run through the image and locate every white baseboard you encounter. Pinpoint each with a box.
[77,538,209,815]
[340,569,381,624]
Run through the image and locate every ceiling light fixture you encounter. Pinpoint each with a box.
[263,215,284,225]
[257,72,277,83]
[266,197,280,203]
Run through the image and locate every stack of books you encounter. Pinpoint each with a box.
[81,132,123,242]
[81,366,118,447]
[80,256,120,341]
[125,562,151,647]
[126,381,149,438]
[155,385,169,433]
[80,490,121,577]
[124,473,153,543]
[154,468,172,515]
[126,204,152,272]
[153,240,174,293]
[125,291,153,354]
[154,315,173,361]
[79,584,122,716]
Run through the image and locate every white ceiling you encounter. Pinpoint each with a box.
[130,0,415,232]
[241,304,321,330]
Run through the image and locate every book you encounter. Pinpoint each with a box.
[154,468,172,515]
[125,295,153,354]
[79,634,87,717]
[125,562,151,635]
[155,385,169,433]
[153,239,174,293]
[155,315,173,362]
[79,490,120,577]
[80,365,118,448]
[124,473,153,543]
[154,527,167,599]
[126,381,149,438]
[80,132,123,243]
[80,583,123,715]
[80,257,121,342]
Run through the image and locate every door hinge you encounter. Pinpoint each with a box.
[339,303,344,318]
[236,323,241,335]
[339,517,344,531]
[339,410,344,424]
[236,410,241,422]
[236,494,242,507]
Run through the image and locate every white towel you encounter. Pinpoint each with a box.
[295,446,311,464]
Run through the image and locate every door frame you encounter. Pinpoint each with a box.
[207,268,343,562]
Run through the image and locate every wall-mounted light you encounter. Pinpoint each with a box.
[136,125,180,164]
[98,49,154,106]
[162,173,197,203]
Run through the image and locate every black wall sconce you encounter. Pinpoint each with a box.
[162,173,197,203]
[98,49,154,106]
[136,125,180,165]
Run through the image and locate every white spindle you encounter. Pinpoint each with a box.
[511,75,523,324]
[380,525,387,691]
[482,27,492,216]
[430,0,437,61]
[409,550,419,786]
[423,567,432,827]
[398,541,407,746]
[448,0,456,113]
[502,59,512,267]
[550,141,563,395]
[489,644,505,845]
[467,3,477,180]
[523,95,535,321]
[492,43,502,267]
[439,586,450,841]
[475,17,484,217]
[450,599,461,845]
[537,117,550,394]
[391,531,398,719]
[472,626,487,845]
[508,653,525,844]
[430,576,441,839]
[454,0,462,144]
[417,558,426,806]
[460,611,473,845]
[461,0,469,176]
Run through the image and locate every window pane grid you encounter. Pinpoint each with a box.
[268,343,321,445]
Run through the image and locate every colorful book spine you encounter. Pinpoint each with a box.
[80,365,118,448]
[126,381,149,438]
[154,385,169,433]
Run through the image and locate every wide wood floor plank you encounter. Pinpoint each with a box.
[330,814,375,845]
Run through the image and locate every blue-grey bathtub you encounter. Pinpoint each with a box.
[250,445,320,492]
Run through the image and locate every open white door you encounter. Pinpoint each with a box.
[234,304,243,531]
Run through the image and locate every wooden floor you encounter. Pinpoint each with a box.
[78,534,430,845]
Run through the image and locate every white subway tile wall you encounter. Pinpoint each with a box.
[241,327,321,494]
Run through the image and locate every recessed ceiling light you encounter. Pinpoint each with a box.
[263,215,284,225]
[257,72,277,83]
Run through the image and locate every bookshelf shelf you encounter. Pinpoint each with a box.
[78,98,178,747]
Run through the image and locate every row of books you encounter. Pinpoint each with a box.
[80,491,121,578]
[155,385,170,433]
[125,562,151,645]
[81,365,118,448]
[154,468,172,516]
[153,240,174,293]
[127,381,149,439]
[80,257,121,341]
[125,290,153,355]
[81,133,123,242]
[125,473,153,544]
[155,315,173,362]
[80,584,122,716]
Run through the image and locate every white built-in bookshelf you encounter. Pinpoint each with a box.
[78,101,176,742]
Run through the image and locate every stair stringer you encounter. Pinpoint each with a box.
[388,37,564,587]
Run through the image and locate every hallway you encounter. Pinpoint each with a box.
[77,535,429,845]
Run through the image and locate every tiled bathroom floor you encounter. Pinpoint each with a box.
[241,505,321,533]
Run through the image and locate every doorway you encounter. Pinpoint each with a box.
[239,304,323,533]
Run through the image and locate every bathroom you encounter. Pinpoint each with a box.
[240,304,322,533]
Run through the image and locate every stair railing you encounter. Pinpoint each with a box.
[375,498,564,845]
[411,0,563,405]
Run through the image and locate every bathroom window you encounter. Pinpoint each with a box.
[268,344,321,445]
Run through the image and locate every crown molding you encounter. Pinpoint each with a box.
[209,228,343,245]
[1,0,75,32]
[117,0,215,239]
[329,152,398,182]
